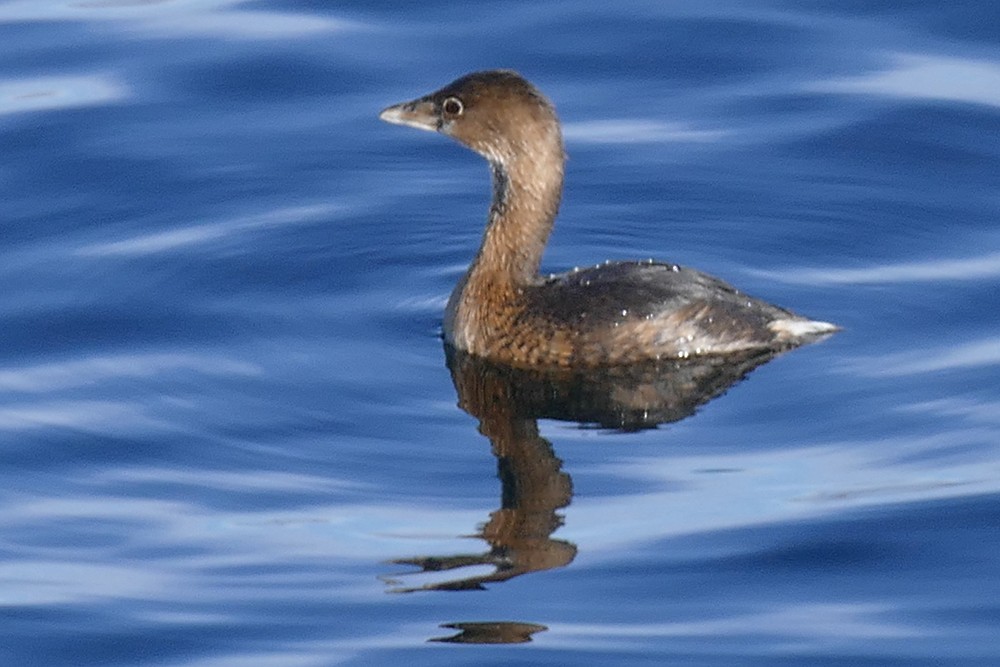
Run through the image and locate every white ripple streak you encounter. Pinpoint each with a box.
[563,119,728,144]
[0,74,126,115]
[0,400,154,431]
[898,398,1000,424]
[752,251,1000,285]
[0,1,355,39]
[812,53,1000,108]
[552,603,918,641]
[846,337,1000,377]
[77,204,336,257]
[0,353,260,393]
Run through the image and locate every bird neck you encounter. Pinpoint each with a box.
[469,144,565,286]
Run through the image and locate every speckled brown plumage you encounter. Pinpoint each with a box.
[380,70,838,368]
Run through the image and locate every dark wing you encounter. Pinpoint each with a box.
[527,261,795,327]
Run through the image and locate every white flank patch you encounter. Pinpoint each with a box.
[769,318,840,338]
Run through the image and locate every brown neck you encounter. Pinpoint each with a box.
[468,141,564,285]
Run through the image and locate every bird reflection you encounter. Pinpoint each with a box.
[385,346,783,610]
[446,345,784,432]
[430,621,548,644]
[386,348,577,593]
[386,345,791,642]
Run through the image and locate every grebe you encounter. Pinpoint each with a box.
[380,70,837,367]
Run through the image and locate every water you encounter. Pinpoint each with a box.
[2,1,999,665]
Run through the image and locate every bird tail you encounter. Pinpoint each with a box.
[769,318,841,340]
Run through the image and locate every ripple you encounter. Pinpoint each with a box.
[751,251,1000,284]
[0,352,260,392]
[76,205,338,257]
[0,559,171,606]
[0,74,126,115]
[551,603,919,643]
[811,52,1000,108]
[569,432,1000,554]
[0,0,359,39]
[0,400,156,432]
[97,467,370,494]
[563,119,729,144]
[844,336,1000,376]
[898,398,1000,424]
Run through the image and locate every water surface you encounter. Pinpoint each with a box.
[2,1,999,665]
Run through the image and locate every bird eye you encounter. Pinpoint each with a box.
[442,97,464,116]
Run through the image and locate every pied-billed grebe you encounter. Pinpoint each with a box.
[380,70,838,367]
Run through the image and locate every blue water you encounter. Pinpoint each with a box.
[2,1,999,665]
